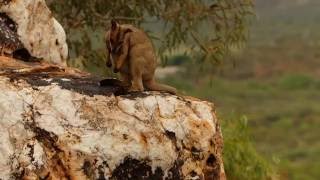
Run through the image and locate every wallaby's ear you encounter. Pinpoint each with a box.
[111,19,118,31]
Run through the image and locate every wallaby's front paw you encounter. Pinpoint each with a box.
[114,64,122,73]
[128,86,144,92]
[113,68,120,73]
[106,61,112,68]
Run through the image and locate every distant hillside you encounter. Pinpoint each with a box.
[257,0,316,10]
[248,0,320,46]
[256,0,320,19]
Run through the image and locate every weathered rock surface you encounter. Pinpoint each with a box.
[0,0,68,65]
[0,57,226,179]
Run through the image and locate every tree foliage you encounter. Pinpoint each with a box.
[47,0,254,74]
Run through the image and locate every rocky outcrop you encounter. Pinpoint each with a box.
[0,0,68,65]
[0,57,226,179]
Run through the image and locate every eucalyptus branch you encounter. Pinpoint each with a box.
[190,31,209,53]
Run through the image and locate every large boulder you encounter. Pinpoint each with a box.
[0,57,226,180]
[0,0,68,66]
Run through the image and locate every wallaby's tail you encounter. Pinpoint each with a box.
[145,79,177,94]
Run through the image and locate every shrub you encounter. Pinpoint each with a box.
[222,116,276,180]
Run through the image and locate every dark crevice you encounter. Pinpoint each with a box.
[189,171,198,178]
[22,104,71,179]
[97,165,107,180]
[0,13,38,61]
[206,154,217,167]
[111,157,164,180]
[165,130,176,141]
[27,143,35,163]
[165,130,180,152]
[165,160,183,180]
[82,160,93,178]
[12,48,32,61]
[0,12,17,32]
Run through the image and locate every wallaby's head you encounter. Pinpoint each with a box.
[109,19,132,54]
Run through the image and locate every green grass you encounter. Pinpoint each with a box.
[278,74,316,90]
[222,116,275,180]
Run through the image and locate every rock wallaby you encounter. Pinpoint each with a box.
[105,20,177,94]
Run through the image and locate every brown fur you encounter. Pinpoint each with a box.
[105,20,177,94]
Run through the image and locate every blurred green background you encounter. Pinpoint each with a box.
[50,0,320,179]
[161,1,320,179]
